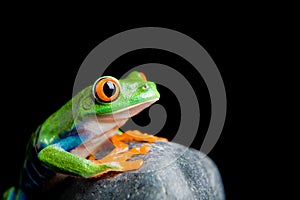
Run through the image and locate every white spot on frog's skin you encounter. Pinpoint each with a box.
[109,162,122,168]
[140,91,155,99]
[128,82,139,90]
[121,82,139,98]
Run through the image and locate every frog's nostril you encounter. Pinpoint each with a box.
[142,84,148,90]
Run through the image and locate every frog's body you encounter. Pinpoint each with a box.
[3,71,167,200]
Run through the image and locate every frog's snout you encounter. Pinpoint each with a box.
[140,82,160,99]
[140,82,157,92]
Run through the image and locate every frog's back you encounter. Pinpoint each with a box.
[36,99,75,149]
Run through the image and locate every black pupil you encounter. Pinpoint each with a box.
[103,81,116,98]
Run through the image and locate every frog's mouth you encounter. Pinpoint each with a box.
[98,98,159,122]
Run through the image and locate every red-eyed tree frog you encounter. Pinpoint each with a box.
[3,71,167,200]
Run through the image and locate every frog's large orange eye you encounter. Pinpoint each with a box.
[93,76,120,102]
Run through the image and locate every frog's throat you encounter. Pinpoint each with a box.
[99,98,159,122]
[70,98,159,158]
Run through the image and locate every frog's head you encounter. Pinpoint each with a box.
[76,71,160,122]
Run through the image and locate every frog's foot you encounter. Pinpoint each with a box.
[107,130,167,156]
[110,130,167,151]
[88,144,149,164]
[87,130,166,175]
[88,148,145,176]
[123,130,168,142]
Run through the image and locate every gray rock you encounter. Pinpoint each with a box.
[46,142,225,200]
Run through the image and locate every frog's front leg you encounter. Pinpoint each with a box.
[38,144,125,178]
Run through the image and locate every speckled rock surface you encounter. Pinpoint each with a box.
[44,142,225,200]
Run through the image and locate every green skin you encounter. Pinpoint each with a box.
[36,71,160,177]
[3,71,160,199]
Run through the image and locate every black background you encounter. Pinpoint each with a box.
[0,12,287,199]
